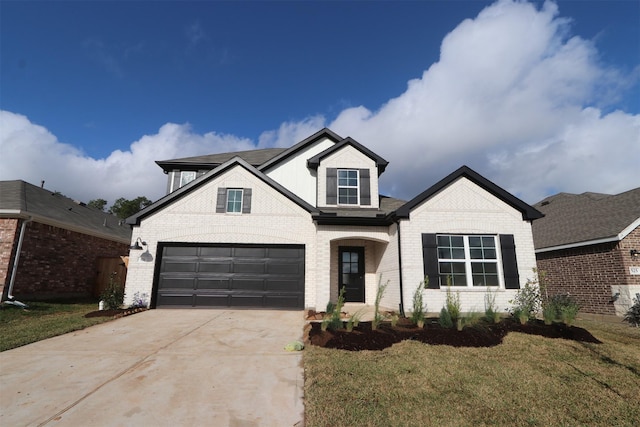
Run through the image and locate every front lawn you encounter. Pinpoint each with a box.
[304,318,640,426]
[0,300,113,352]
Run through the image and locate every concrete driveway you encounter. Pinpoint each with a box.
[0,309,305,426]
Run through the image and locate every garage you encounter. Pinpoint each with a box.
[154,244,305,309]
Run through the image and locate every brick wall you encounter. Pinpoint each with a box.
[0,219,20,299]
[8,220,129,300]
[535,241,628,315]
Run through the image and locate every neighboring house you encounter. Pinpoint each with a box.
[532,189,640,317]
[0,180,131,302]
[124,128,543,313]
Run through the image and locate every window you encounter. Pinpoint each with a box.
[337,169,359,205]
[180,171,196,188]
[226,189,243,213]
[436,235,499,287]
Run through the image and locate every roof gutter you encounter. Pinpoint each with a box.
[4,217,32,308]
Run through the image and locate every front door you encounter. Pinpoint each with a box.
[339,247,365,302]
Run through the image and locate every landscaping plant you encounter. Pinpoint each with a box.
[550,294,580,326]
[509,281,541,324]
[100,272,124,310]
[321,286,346,331]
[623,294,640,327]
[484,288,501,324]
[438,306,453,328]
[444,279,461,323]
[410,277,427,328]
[372,275,388,330]
[129,292,149,309]
[345,309,364,332]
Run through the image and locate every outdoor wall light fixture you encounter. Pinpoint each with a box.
[130,237,147,250]
[631,249,639,257]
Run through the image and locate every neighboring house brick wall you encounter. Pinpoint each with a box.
[9,221,129,299]
[536,226,640,316]
[0,218,20,299]
[400,177,538,313]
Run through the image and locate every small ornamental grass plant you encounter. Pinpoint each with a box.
[345,309,364,332]
[372,275,389,331]
[484,288,501,324]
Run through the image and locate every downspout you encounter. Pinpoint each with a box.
[395,219,405,317]
[5,217,32,308]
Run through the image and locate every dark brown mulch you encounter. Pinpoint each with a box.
[84,307,147,319]
[306,318,602,351]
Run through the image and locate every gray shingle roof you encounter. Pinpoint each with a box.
[532,188,640,250]
[0,180,131,243]
[156,148,288,172]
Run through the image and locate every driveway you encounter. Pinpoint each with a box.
[0,309,305,426]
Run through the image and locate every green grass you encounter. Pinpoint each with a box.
[304,318,640,427]
[0,299,113,352]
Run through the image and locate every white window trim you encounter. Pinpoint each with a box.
[226,188,243,214]
[337,169,359,206]
[180,171,197,188]
[437,235,504,289]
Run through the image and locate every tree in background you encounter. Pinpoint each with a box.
[87,198,108,211]
[109,196,153,219]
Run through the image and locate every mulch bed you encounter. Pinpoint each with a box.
[305,317,602,351]
[84,307,148,319]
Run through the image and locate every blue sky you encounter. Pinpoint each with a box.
[1,0,639,205]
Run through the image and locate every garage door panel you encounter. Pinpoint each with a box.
[156,244,304,309]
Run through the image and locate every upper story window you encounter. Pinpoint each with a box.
[338,169,359,205]
[180,171,196,188]
[226,189,243,213]
[436,235,499,287]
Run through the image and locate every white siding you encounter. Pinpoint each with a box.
[263,138,335,207]
[400,177,538,314]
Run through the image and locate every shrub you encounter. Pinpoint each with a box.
[445,282,461,323]
[439,307,453,328]
[509,282,541,324]
[547,294,580,326]
[129,292,149,309]
[100,272,124,310]
[410,277,427,327]
[542,304,556,325]
[345,309,364,332]
[322,287,345,331]
[623,294,640,327]
[484,288,501,324]
[372,275,388,330]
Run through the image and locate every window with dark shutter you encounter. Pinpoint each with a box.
[326,168,337,205]
[500,234,520,289]
[242,188,252,213]
[216,187,227,213]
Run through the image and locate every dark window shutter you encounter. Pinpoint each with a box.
[216,187,227,213]
[422,233,440,289]
[500,234,520,289]
[360,169,371,206]
[326,168,337,205]
[172,170,180,192]
[242,188,252,213]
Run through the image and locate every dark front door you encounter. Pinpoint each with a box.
[339,247,365,302]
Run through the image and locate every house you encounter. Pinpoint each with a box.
[532,189,640,317]
[124,128,543,313]
[0,180,131,302]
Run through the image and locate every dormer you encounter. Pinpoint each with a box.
[307,137,388,210]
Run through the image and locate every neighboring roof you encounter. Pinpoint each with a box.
[0,180,131,243]
[306,137,389,175]
[127,157,319,225]
[258,128,343,172]
[156,148,287,172]
[532,188,640,252]
[394,165,544,221]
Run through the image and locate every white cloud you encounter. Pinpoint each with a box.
[1,0,638,207]
[0,111,255,206]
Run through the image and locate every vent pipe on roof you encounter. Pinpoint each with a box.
[41,180,45,188]
[4,217,32,308]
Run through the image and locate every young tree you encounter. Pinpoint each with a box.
[109,196,153,219]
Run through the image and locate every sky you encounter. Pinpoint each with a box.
[1,0,639,208]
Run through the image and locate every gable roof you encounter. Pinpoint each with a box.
[0,180,131,243]
[127,157,319,226]
[155,147,287,172]
[258,128,343,172]
[394,166,543,221]
[532,188,640,251]
[306,137,389,174]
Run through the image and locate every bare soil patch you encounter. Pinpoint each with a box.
[306,317,602,351]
